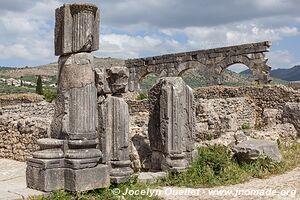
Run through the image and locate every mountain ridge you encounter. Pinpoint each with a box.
[240,65,300,81]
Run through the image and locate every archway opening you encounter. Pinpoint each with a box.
[140,73,159,91]
[221,64,253,86]
[180,68,209,89]
[178,61,210,89]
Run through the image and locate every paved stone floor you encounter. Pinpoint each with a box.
[0,159,43,200]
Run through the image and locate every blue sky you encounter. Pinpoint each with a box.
[0,0,299,71]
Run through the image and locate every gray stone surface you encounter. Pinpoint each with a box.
[126,41,271,91]
[0,159,44,200]
[98,96,133,183]
[26,3,110,192]
[64,164,110,192]
[148,77,195,172]
[95,66,129,95]
[283,102,300,136]
[232,139,282,162]
[55,3,100,56]
[137,172,167,184]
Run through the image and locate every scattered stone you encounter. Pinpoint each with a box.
[283,102,300,136]
[232,139,282,163]
[137,172,167,184]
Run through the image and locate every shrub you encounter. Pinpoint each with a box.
[43,88,57,102]
[136,92,148,100]
[241,122,251,130]
[163,145,249,187]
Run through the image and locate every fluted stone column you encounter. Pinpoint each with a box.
[148,77,195,172]
[96,66,133,183]
[26,3,110,192]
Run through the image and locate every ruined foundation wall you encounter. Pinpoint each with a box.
[1,85,300,168]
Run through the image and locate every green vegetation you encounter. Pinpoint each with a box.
[136,92,148,100]
[241,123,251,130]
[36,75,43,95]
[43,88,57,103]
[0,83,35,94]
[30,143,300,199]
[30,177,162,200]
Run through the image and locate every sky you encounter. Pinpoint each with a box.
[0,0,299,71]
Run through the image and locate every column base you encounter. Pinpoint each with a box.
[64,164,110,192]
[26,159,110,192]
[26,165,65,192]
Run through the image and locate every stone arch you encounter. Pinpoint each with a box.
[212,55,254,85]
[177,61,208,76]
[218,55,252,72]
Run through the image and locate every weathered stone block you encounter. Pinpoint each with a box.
[283,102,300,136]
[148,77,195,172]
[55,3,100,55]
[64,164,110,192]
[95,66,129,95]
[232,139,282,163]
[26,165,65,192]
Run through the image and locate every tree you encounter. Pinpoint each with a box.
[36,75,43,95]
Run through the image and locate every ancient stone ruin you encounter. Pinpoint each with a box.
[126,41,271,91]
[148,77,195,172]
[97,66,133,183]
[27,3,110,192]
[17,2,300,194]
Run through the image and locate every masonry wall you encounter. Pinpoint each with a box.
[0,102,54,161]
[0,85,299,164]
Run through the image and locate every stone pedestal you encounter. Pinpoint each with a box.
[148,77,195,172]
[26,3,110,192]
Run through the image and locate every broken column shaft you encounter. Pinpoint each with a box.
[26,3,110,192]
[148,77,196,172]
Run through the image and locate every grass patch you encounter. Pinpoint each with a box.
[136,92,148,100]
[30,176,162,200]
[162,143,300,188]
[30,143,300,199]
[162,145,249,187]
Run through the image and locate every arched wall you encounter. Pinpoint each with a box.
[126,41,271,91]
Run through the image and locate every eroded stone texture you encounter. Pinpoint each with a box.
[97,66,133,183]
[27,3,110,192]
[283,102,300,136]
[232,139,282,163]
[148,77,195,172]
[55,3,100,56]
[51,53,97,139]
[95,66,129,95]
[126,41,272,91]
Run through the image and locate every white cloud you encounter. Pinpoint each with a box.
[268,50,294,69]
[98,34,176,58]
[0,0,59,65]
[162,23,299,50]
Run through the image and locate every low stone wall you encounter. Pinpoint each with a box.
[289,81,300,90]
[195,97,256,141]
[0,101,53,161]
[194,85,300,127]
[0,93,44,107]
[1,85,300,166]
[127,100,149,113]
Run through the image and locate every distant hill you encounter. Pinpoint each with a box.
[0,57,125,78]
[0,58,288,95]
[240,65,300,81]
